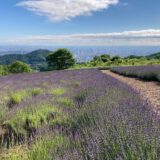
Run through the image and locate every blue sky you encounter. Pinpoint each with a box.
[0,0,160,46]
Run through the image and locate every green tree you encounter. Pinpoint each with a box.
[46,48,75,70]
[100,54,111,62]
[0,65,8,76]
[111,55,122,61]
[9,61,32,73]
[93,55,101,61]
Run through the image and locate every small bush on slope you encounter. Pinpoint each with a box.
[8,61,32,74]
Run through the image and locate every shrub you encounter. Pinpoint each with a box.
[9,61,32,74]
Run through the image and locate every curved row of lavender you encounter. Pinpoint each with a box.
[110,65,160,81]
[0,69,159,159]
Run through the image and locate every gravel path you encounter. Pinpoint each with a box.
[102,70,160,115]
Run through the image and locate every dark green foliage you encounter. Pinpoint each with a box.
[92,54,111,63]
[127,52,160,60]
[0,65,8,76]
[93,55,102,61]
[101,54,111,62]
[77,52,160,68]
[111,55,122,61]
[9,61,32,73]
[126,55,142,59]
[46,48,75,70]
[146,52,160,59]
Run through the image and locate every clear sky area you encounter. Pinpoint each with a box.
[0,0,160,46]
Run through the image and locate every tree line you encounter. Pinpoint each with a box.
[0,48,160,76]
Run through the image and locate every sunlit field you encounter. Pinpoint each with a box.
[0,69,159,159]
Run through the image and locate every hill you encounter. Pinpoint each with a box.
[0,49,51,65]
[146,52,160,59]
[127,52,160,59]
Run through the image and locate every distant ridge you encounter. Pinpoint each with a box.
[146,52,160,59]
[126,52,160,60]
[0,49,51,65]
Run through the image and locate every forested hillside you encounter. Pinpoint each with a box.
[127,52,160,59]
[0,49,51,65]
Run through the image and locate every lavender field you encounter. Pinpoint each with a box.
[0,69,160,160]
[110,65,160,82]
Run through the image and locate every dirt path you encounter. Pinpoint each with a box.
[102,70,160,115]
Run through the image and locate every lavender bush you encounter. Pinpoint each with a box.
[0,69,159,159]
[110,65,160,81]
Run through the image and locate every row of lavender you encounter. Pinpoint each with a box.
[0,69,160,159]
[110,65,160,81]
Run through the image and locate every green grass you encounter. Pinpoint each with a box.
[29,88,43,96]
[0,145,28,160]
[74,89,91,103]
[60,80,81,88]
[9,93,23,105]
[50,88,67,96]
[57,97,74,108]
[6,88,44,108]
[41,82,48,88]
[0,106,6,123]
[60,80,68,84]
[27,135,64,160]
[71,81,81,88]
[6,102,68,134]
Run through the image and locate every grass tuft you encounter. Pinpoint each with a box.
[8,93,22,108]
[57,97,74,108]
[30,88,42,96]
[50,88,66,96]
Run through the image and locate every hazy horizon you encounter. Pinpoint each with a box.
[0,45,160,62]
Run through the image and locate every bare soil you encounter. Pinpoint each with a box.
[102,70,160,115]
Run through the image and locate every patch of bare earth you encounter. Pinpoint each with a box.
[102,70,160,115]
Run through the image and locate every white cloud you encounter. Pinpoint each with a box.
[17,0,119,21]
[1,29,160,46]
